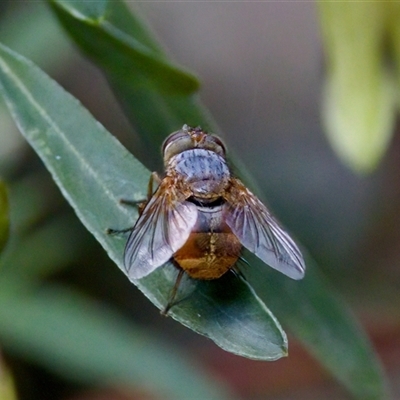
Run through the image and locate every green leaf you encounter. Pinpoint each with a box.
[0,42,287,360]
[0,283,235,400]
[0,180,9,254]
[318,2,396,173]
[243,251,390,400]
[48,0,213,162]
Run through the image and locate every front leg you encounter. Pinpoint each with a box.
[106,171,161,234]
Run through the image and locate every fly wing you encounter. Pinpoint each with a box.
[223,178,305,279]
[124,178,197,280]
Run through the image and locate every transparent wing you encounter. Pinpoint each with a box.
[223,178,305,279]
[124,179,197,280]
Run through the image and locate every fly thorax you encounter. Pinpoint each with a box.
[169,149,230,197]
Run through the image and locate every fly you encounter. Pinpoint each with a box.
[115,125,305,313]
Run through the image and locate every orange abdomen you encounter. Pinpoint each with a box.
[173,231,241,280]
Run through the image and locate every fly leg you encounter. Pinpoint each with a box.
[106,172,161,234]
[106,226,135,235]
[120,171,161,206]
[229,256,249,281]
[147,171,162,199]
[230,266,247,281]
[161,268,185,316]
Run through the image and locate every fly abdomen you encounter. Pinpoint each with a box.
[173,231,241,279]
[172,205,242,280]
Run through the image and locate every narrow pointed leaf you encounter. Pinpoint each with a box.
[0,43,287,360]
[48,0,199,96]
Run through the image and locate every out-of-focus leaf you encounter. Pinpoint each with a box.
[0,214,89,284]
[388,2,400,95]
[318,2,396,173]
[0,42,287,361]
[243,250,390,400]
[1,173,89,289]
[48,0,213,165]
[0,2,75,173]
[0,1,74,71]
[0,180,9,253]
[0,283,235,400]
[7,171,64,234]
[0,356,17,400]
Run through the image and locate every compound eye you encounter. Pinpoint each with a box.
[209,135,226,155]
[162,131,187,154]
[162,128,195,162]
